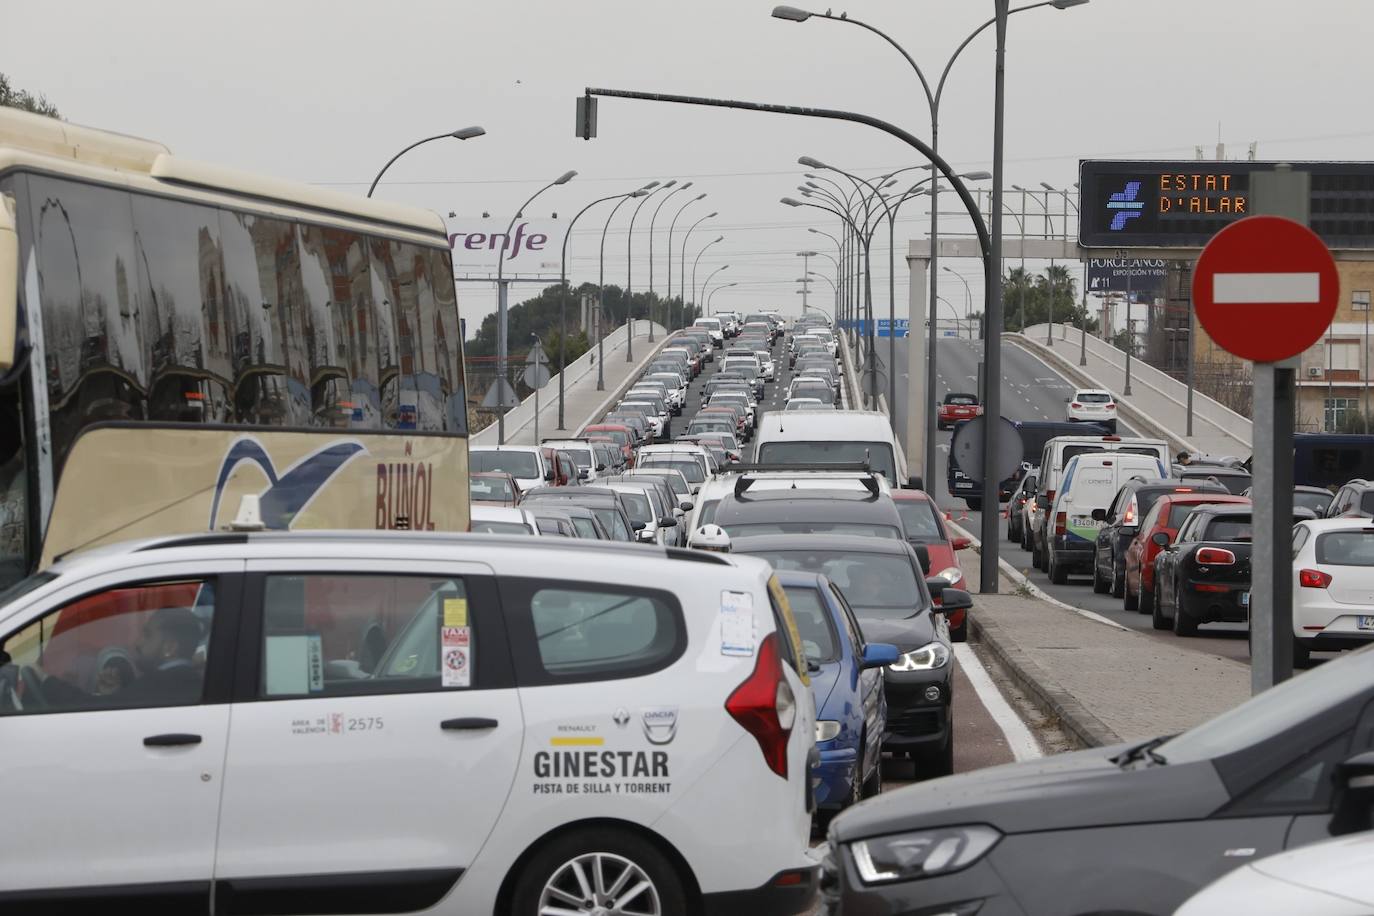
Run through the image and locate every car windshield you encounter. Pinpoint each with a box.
[745,549,922,617]
[895,500,944,540]
[689,419,734,435]
[781,584,840,664]
[1316,531,1374,565]
[640,458,705,484]
[1158,648,1374,764]
[640,473,688,497]
[591,507,632,541]
[1295,491,1334,514]
[556,447,594,470]
[471,519,532,535]
[757,441,897,481]
[470,476,516,502]
[1167,501,1231,527]
[469,450,539,478]
[617,492,652,525]
[724,522,902,539]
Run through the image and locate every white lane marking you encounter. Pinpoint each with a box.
[1213,272,1320,304]
[953,643,1043,761]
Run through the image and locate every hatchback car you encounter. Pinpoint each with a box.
[1091,480,1228,597]
[1289,517,1374,666]
[937,392,982,431]
[1121,492,1249,612]
[776,571,897,819]
[1065,388,1117,432]
[470,472,521,508]
[821,644,1374,916]
[713,486,905,541]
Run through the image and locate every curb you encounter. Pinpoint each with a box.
[945,518,1124,750]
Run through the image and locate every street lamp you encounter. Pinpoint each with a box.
[558,187,649,428]
[797,250,818,312]
[367,126,485,198]
[944,267,973,336]
[496,168,575,444]
[649,181,691,334]
[809,226,846,328]
[700,265,730,313]
[626,181,665,360]
[597,191,638,392]
[706,281,737,314]
[773,0,1090,589]
[666,193,707,329]
[681,213,718,325]
[691,236,725,313]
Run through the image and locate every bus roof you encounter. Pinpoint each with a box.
[0,106,446,237]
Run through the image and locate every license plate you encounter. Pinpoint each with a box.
[1360,615,1374,630]
[1073,517,1104,529]
[956,482,973,489]
[1241,592,1250,608]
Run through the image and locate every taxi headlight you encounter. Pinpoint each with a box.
[850,825,1001,885]
[889,641,950,672]
[815,720,841,742]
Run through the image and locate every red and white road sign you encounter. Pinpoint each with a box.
[1191,215,1339,363]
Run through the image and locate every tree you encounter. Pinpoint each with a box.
[0,73,60,118]
[1000,265,1098,334]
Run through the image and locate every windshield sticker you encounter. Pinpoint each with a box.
[443,597,468,627]
[441,626,471,688]
[720,590,756,656]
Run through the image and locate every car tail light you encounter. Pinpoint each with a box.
[1196,547,1236,565]
[1193,583,1229,593]
[1123,496,1138,525]
[1105,404,1116,410]
[1071,402,1082,409]
[1299,568,1333,589]
[1055,512,1067,536]
[725,632,794,779]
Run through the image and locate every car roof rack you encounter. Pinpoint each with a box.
[732,462,881,498]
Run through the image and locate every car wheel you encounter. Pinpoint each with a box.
[1031,540,1044,570]
[1293,637,1312,669]
[1123,576,1139,611]
[1021,525,1033,551]
[1172,600,1198,637]
[1151,588,1171,630]
[1048,550,1068,585]
[1091,561,1108,593]
[512,828,686,916]
[1140,583,1155,618]
[1111,562,1125,599]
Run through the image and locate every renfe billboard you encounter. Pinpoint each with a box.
[1078,160,1374,249]
[446,218,562,277]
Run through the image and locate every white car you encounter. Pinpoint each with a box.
[0,531,819,914]
[1174,832,1374,916]
[1065,388,1118,432]
[540,438,604,482]
[470,505,540,534]
[470,445,554,493]
[692,317,725,347]
[1290,517,1374,666]
[785,397,830,411]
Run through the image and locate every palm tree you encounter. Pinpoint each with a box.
[1003,267,1036,332]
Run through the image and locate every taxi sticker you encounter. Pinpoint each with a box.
[720,590,755,657]
[443,597,468,627]
[441,626,471,687]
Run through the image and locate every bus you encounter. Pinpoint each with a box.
[0,108,470,587]
[1291,433,1374,490]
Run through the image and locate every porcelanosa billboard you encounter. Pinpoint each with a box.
[446,218,563,278]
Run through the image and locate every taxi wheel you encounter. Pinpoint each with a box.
[514,829,686,916]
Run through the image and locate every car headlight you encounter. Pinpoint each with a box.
[815,720,841,742]
[933,566,962,585]
[850,825,1001,885]
[889,641,950,672]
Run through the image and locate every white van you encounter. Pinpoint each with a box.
[693,316,724,347]
[1045,452,1167,583]
[753,409,913,487]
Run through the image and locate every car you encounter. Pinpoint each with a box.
[686,414,737,441]
[1241,484,1335,517]
[518,486,640,542]
[470,505,540,535]
[786,398,831,412]
[540,438,606,483]
[755,410,912,488]
[1177,465,1252,495]
[602,481,679,545]
[820,644,1374,916]
[1326,479,1374,519]
[469,445,556,494]
[890,490,971,642]
[542,502,614,540]
[470,471,521,508]
[1065,387,1118,432]
[732,535,970,775]
[589,440,626,475]
[937,392,982,431]
[1044,452,1167,585]
[1121,492,1249,612]
[1091,480,1229,597]
[584,424,638,467]
[692,316,725,347]
[636,446,712,494]
[713,484,906,541]
[527,508,581,537]
[786,379,835,407]
[1151,505,1256,635]
[1289,517,1374,666]
[1174,831,1374,916]
[1007,472,1037,543]
[775,571,897,819]
[0,531,821,915]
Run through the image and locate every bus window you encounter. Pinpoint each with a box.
[0,398,26,584]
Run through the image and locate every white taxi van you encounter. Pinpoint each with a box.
[0,532,818,915]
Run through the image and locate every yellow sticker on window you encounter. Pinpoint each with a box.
[443,598,468,627]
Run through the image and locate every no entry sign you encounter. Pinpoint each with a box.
[1192,215,1339,363]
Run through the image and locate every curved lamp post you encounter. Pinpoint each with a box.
[699,265,730,315]
[705,281,737,314]
[680,213,718,326]
[626,181,666,356]
[666,193,707,330]
[367,127,485,197]
[648,181,690,335]
[691,236,725,313]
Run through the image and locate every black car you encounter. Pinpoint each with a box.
[1091,479,1228,597]
[1006,471,1037,543]
[1177,465,1252,495]
[1244,484,1335,517]
[731,534,970,775]
[1151,505,1254,635]
[821,645,1374,916]
[712,483,905,540]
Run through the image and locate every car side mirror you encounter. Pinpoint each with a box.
[636,529,656,542]
[860,643,900,669]
[1091,508,1107,522]
[913,545,931,575]
[578,468,590,480]
[933,587,973,613]
[1151,532,1171,548]
[680,501,694,512]
[658,517,677,528]
[1120,526,1138,536]
[632,521,646,532]
[597,464,606,471]
[1330,750,1374,836]
[952,536,971,551]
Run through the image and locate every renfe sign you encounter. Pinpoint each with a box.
[1191,215,1339,363]
[446,218,561,277]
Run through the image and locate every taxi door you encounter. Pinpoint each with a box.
[211,559,522,913]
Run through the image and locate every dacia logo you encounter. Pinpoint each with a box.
[641,707,678,745]
[209,436,368,530]
[1106,180,1145,231]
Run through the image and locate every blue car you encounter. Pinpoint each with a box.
[776,570,898,816]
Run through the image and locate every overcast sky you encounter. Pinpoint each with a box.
[7,0,1372,332]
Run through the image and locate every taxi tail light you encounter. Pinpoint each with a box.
[1054,512,1067,537]
[1299,568,1333,589]
[1196,547,1236,565]
[725,632,793,779]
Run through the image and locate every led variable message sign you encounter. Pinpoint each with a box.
[1078,160,1374,249]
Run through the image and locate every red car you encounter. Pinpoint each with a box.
[891,490,972,642]
[1122,493,1249,613]
[937,392,983,431]
[583,425,636,468]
